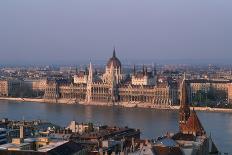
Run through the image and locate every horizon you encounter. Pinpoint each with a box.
[1,56,232,66]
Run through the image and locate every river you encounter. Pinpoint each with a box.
[0,100,231,153]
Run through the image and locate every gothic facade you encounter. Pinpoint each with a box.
[44,49,178,106]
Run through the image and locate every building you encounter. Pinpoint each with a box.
[44,79,68,100]
[0,120,88,155]
[44,49,178,106]
[189,79,229,104]
[102,48,124,85]
[73,70,88,84]
[118,84,176,106]
[0,79,21,97]
[31,79,47,91]
[0,138,88,155]
[228,83,232,103]
[128,77,219,155]
[0,128,7,145]
[175,77,218,155]
[66,121,92,134]
[131,65,156,86]
[20,79,47,97]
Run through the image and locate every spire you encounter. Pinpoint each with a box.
[89,61,92,72]
[180,78,187,108]
[88,61,93,83]
[133,65,136,75]
[113,46,116,58]
[142,64,145,75]
[113,47,116,57]
[145,66,148,76]
[179,73,206,136]
[179,76,191,124]
[180,73,189,107]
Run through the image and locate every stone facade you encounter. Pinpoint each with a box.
[0,79,21,97]
[44,50,178,106]
[131,65,157,86]
[188,79,229,103]
[73,71,88,84]
[227,83,232,103]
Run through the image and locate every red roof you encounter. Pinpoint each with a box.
[180,109,205,136]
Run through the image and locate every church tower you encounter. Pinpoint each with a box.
[179,75,190,124]
[179,74,205,136]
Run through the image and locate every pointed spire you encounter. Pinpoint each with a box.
[180,77,188,107]
[133,65,136,75]
[88,61,93,83]
[179,75,191,124]
[142,64,145,75]
[89,61,92,71]
[145,66,148,76]
[113,47,116,57]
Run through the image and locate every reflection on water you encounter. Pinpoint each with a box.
[0,100,231,153]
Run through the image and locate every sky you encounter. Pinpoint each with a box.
[0,0,232,65]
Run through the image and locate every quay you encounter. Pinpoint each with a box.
[1,97,232,113]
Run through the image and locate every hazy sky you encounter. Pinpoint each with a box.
[0,0,232,64]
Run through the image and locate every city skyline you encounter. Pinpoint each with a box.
[0,0,232,65]
[0,1,230,154]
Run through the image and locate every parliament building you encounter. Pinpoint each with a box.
[44,49,178,106]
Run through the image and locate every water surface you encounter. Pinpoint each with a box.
[0,100,231,153]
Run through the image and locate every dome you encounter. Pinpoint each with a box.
[106,49,121,68]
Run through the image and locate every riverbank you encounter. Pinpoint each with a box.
[1,97,232,113]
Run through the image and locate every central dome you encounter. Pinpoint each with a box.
[106,49,121,68]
